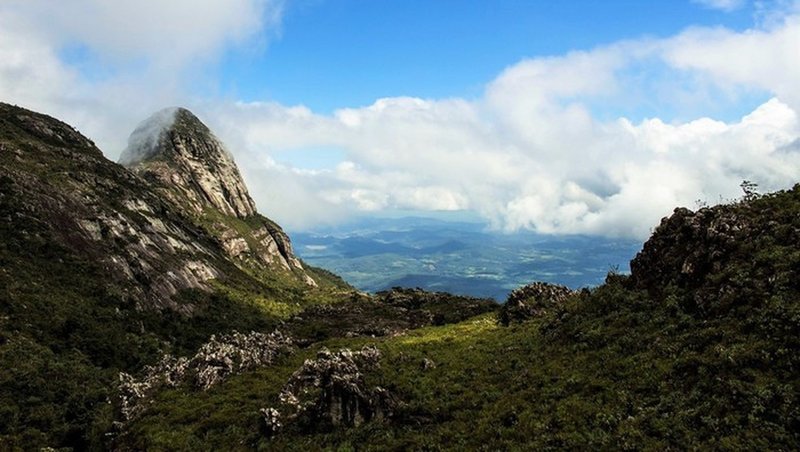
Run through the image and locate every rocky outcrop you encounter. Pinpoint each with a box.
[628,189,800,314]
[283,288,498,344]
[120,108,256,218]
[262,345,395,436]
[376,287,498,325]
[118,330,293,422]
[629,206,751,295]
[499,282,574,325]
[0,103,229,313]
[119,108,315,285]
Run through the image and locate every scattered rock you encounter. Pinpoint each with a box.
[262,345,396,435]
[192,330,293,390]
[259,407,282,437]
[118,330,293,423]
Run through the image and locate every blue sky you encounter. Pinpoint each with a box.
[220,0,758,113]
[1,0,799,237]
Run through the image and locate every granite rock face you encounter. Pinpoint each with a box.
[119,108,315,284]
[119,108,256,218]
[0,103,227,313]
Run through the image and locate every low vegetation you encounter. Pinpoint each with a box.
[2,103,799,450]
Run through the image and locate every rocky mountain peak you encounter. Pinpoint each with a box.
[119,107,316,285]
[119,107,257,218]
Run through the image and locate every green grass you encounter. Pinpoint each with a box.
[121,268,800,450]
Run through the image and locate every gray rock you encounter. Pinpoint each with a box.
[499,282,574,325]
[263,345,396,434]
[118,330,293,422]
[120,107,316,285]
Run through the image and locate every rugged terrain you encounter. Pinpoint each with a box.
[0,103,494,449]
[121,184,800,451]
[2,103,800,450]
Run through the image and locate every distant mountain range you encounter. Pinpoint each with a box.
[292,216,642,300]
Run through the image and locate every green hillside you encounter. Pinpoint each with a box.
[2,102,799,450]
[121,185,800,450]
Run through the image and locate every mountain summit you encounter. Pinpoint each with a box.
[120,107,315,283]
[120,107,256,218]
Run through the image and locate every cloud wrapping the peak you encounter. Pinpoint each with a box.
[0,0,283,155]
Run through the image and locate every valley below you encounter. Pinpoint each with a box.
[293,216,641,300]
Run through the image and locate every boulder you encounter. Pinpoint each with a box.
[499,282,574,325]
[263,345,396,435]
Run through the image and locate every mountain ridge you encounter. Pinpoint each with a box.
[120,107,316,286]
[0,102,495,449]
[2,102,799,450]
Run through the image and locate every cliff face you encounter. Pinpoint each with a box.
[119,108,256,218]
[119,108,315,285]
[0,104,228,313]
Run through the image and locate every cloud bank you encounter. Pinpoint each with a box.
[207,11,800,238]
[1,1,799,239]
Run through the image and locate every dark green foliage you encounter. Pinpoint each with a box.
[4,102,800,450]
[121,185,800,450]
[374,287,498,325]
[283,288,497,345]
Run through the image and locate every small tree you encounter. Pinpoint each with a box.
[740,180,760,202]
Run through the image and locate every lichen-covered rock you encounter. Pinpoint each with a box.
[263,345,395,434]
[260,407,283,437]
[118,330,293,422]
[192,330,293,390]
[117,354,189,422]
[499,282,574,325]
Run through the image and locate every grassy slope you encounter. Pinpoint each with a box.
[122,276,800,450]
[3,103,799,450]
[122,187,800,451]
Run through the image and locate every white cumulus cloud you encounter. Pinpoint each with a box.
[205,14,800,238]
[1,2,800,240]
